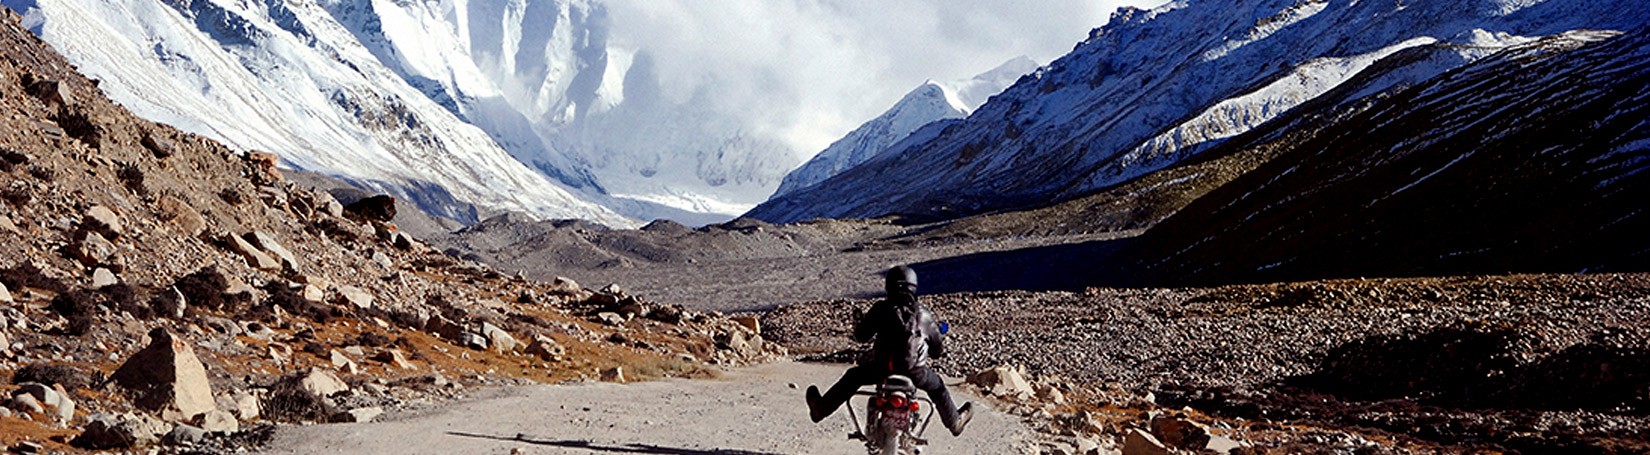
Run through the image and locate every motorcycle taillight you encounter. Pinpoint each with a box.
[908,401,920,412]
[889,396,908,409]
[872,397,887,408]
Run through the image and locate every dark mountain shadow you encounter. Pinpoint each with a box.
[910,237,1138,294]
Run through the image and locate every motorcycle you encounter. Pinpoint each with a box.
[840,321,949,455]
[846,374,935,455]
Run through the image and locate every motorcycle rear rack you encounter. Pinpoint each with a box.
[847,389,938,440]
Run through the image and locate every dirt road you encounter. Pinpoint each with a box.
[260,362,1031,454]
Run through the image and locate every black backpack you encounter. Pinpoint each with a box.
[884,299,929,372]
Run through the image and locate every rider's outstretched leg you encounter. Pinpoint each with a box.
[811,365,879,422]
[910,367,971,436]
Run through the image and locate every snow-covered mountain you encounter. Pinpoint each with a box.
[771,57,1037,199]
[4,0,807,226]
[3,0,633,226]
[748,0,1650,223]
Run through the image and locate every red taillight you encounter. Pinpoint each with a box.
[889,396,908,409]
[872,397,886,408]
[908,401,920,412]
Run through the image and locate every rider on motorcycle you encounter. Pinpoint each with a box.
[807,265,973,436]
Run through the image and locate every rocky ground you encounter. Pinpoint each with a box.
[0,9,778,453]
[766,273,1650,454]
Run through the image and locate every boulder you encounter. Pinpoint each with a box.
[969,366,1035,399]
[1148,414,1211,450]
[731,316,761,336]
[1205,435,1243,454]
[10,392,44,414]
[526,335,566,362]
[1035,383,1067,405]
[424,315,465,340]
[291,367,349,397]
[231,392,261,421]
[245,231,297,270]
[331,406,383,423]
[13,382,73,422]
[150,287,187,319]
[193,409,239,433]
[391,231,424,251]
[1122,428,1171,455]
[481,322,519,353]
[83,205,122,238]
[140,131,176,159]
[73,413,168,450]
[90,268,119,289]
[227,233,280,270]
[343,195,396,222]
[334,286,374,310]
[548,276,581,295]
[0,282,11,304]
[109,329,217,421]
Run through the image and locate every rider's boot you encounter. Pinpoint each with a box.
[806,385,828,423]
[949,402,973,436]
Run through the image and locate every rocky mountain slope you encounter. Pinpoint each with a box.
[0,9,769,452]
[771,57,1037,199]
[1,0,633,227]
[750,0,1650,224]
[1124,28,1650,286]
[4,0,808,224]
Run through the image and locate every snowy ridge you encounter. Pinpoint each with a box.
[748,0,1650,223]
[5,0,633,226]
[771,57,1038,199]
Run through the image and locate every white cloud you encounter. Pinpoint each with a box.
[604,0,1166,157]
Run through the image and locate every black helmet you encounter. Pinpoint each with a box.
[885,265,918,295]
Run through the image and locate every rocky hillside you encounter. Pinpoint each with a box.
[0,9,769,452]
[1125,29,1650,286]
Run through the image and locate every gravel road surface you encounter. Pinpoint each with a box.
[261,361,1030,454]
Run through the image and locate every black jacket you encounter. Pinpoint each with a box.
[853,293,944,370]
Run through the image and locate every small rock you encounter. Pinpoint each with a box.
[300,283,327,303]
[373,349,413,370]
[83,205,122,238]
[342,195,396,222]
[163,424,207,446]
[141,131,177,159]
[526,335,565,362]
[481,323,519,353]
[155,196,205,236]
[193,409,238,433]
[9,441,40,455]
[291,367,349,397]
[1122,428,1171,455]
[1205,435,1243,454]
[0,282,11,304]
[424,315,465,340]
[72,231,116,266]
[600,367,625,383]
[74,412,168,450]
[968,365,1035,399]
[245,231,298,270]
[460,332,489,351]
[334,286,374,310]
[331,406,383,423]
[342,346,366,357]
[329,350,359,375]
[1148,414,1211,450]
[232,392,260,421]
[1035,383,1066,405]
[91,268,119,289]
[548,276,581,295]
[227,233,280,270]
[594,312,626,327]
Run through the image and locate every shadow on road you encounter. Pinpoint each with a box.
[446,431,785,455]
